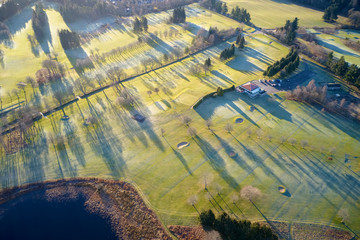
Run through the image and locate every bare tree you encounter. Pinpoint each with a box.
[160,128,165,137]
[74,77,95,97]
[214,184,223,195]
[288,138,297,146]
[53,88,68,117]
[280,136,286,144]
[256,129,263,139]
[246,129,252,137]
[147,90,152,98]
[338,208,349,223]
[17,82,27,103]
[154,88,160,95]
[187,195,199,206]
[206,119,213,130]
[240,185,262,202]
[329,147,336,155]
[12,89,20,104]
[300,140,308,149]
[230,194,239,204]
[225,123,233,133]
[181,115,192,126]
[26,76,38,96]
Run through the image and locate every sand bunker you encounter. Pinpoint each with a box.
[278,186,286,194]
[177,142,189,149]
[235,118,244,124]
[228,151,237,158]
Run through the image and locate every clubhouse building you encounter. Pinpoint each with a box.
[238,82,261,97]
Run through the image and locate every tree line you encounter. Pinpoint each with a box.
[200,210,278,240]
[171,7,186,23]
[220,44,235,60]
[0,0,32,22]
[231,6,251,24]
[264,48,300,77]
[282,17,299,45]
[286,80,360,121]
[201,0,228,15]
[326,52,360,88]
[133,16,148,32]
[236,33,245,49]
[32,3,47,41]
[58,29,81,49]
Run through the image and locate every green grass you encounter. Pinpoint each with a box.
[222,0,348,28]
[310,29,360,65]
[0,3,359,237]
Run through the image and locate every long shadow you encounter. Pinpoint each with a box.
[86,120,126,178]
[37,12,52,54]
[194,135,239,190]
[63,120,86,167]
[195,92,260,127]
[19,126,48,184]
[137,119,165,152]
[213,133,254,174]
[172,148,193,175]
[241,94,293,122]
[251,201,285,239]
[317,39,360,57]
[233,202,247,219]
[4,4,33,35]
[55,134,76,178]
[64,47,90,75]
[211,70,235,84]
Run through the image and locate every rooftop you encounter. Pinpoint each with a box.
[241,82,260,92]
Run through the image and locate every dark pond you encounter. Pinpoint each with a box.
[0,190,117,240]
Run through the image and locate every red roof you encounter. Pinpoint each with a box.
[241,82,259,92]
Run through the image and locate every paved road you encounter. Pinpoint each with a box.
[252,59,314,94]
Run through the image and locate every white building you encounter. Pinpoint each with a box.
[240,82,260,97]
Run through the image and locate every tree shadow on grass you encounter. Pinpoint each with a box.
[137,118,165,152]
[38,13,52,54]
[85,122,126,178]
[211,70,235,84]
[241,94,293,122]
[250,200,285,239]
[5,4,32,35]
[213,133,254,174]
[195,92,260,127]
[193,135,239,190]
[173,148,193,175]
[227,53,263,73]
[17,126,48,186]
[63,120,86,167]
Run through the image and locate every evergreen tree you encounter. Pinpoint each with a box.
[236,34,241,45]
[32,3,47,40]
[141,16,148,32]
[58,29,80,49]
[221,3,228,15]
[239,36,245,49]
[326,51,334,68]
[133,17,142,32]
[172,7,186,23]
[345,64,360,84]
[335,56,348,77]
[205,58,211,67]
